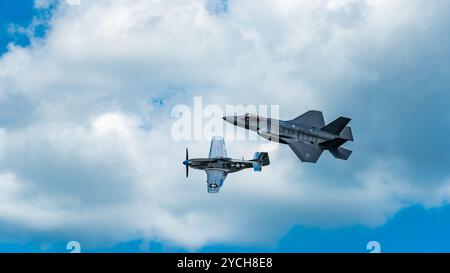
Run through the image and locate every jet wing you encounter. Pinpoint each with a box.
[290,110,325,128]
[209,136,227,158]
[285,139,323,163]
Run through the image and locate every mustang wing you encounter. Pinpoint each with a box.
[209,136,227,158]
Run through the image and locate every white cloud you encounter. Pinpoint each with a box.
[0,0,448,249]
[34,0,56,9]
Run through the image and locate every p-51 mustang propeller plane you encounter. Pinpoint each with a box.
[183,136,270,193]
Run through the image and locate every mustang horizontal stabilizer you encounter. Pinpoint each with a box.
[252,152,270,166]
[249,152,270,171]
[252,162,262,171]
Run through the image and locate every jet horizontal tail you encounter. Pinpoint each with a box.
[319,138,347,148]
[340,126,353,141]
[329,147,352,160]
[321,117,351,135]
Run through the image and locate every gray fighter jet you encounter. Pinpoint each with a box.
[183,136,270,193]
[223,111,353,163]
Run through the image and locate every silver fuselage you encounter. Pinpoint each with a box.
[224,115,336,145]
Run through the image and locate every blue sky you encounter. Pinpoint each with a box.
[0,0,51,55]
[0,0,35,54]
[2,205,449,253]
[0,0,449,253]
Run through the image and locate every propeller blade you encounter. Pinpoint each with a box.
[185,148,189,178]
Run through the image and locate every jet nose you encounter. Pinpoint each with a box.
[223,116,233,124]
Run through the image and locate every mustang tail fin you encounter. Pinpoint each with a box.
[251,152,270,171]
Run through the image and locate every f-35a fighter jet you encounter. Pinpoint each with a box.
[183,136,270,193]
[223,111,353,163]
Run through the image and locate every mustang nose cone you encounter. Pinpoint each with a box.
[183,160,189,166]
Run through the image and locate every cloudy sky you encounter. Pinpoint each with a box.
[0,0,449,252]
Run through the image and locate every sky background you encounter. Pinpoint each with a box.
[0,0,449,253]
